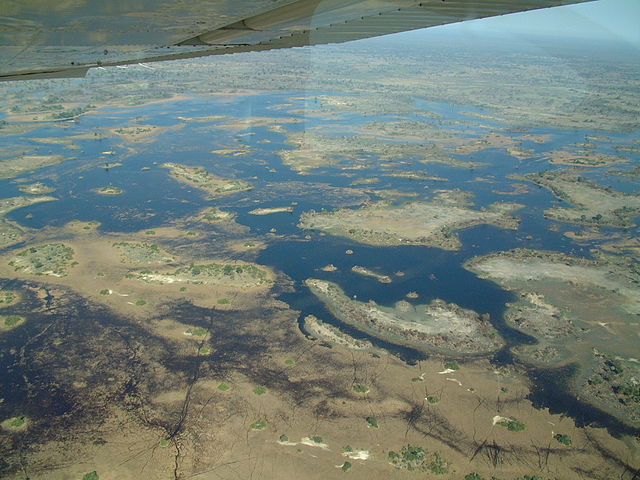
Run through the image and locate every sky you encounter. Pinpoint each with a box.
[436,0,639,45]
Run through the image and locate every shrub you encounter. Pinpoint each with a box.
[553,433,572,446]
[444,361,460,371]
[497,417,525,432]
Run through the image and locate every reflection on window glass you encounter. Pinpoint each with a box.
[0,1,638,479]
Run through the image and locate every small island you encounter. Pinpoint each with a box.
[200,207,235,223]
[299,193,522,250]
[18,182,56,194]
[302,314,375,350]
[351,266,392,283]
[306,279,502,355]
[94,186,124,195]
[248,206,294,215]
[162,163,252,198]
[518,169,640,228]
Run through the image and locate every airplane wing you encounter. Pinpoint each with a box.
[1,0,593,81]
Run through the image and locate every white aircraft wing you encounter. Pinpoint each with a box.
[1,0,593,81]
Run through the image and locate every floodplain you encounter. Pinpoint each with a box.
[0,28,638,480]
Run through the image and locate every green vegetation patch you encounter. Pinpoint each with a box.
[10,243,75,276]
[427,395,440,404]
[135,300,147,306]
[184,327,207,337]
[553,433,572,446]
[217,383,230,392]
[279,434,289,442]
[352,384,369,393]
[112,242,173,264]
[444,361,460,371]
[341,461,352,472]
[388,444,449,473]
[365,416,379,428]
[253,386,267,395]
[130,263,270,288]
[428,453,450,474]
[2,315,25,329]
[2,415,29,431]
[197,346,211,355]
[497,417,526,432]
[81,472,99,480]
[0,290,19,306]
[250,419,267,430]
[9,416,25,428]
